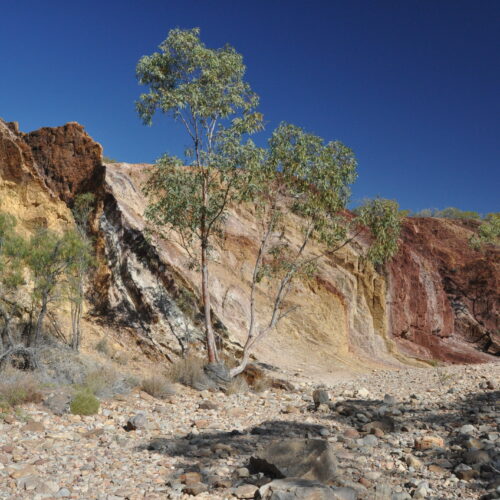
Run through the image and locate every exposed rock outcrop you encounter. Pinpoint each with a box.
[25,122,104,203]
[0,117,497,368]
[389,218,499,361]
[0,119,72,232]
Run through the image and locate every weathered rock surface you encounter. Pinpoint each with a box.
[25,122,104,203]
[0,117,498,369]
[389,217,499,361]
[249,439,338,482]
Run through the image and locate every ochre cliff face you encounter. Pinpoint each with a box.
[0,120,72,233]
[389,218,499,362]
[0,118,497,368]
[25,122,104,203]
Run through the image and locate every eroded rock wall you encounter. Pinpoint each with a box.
[0,119,72,233]
[1,117,497,367]
[389,218,499,362]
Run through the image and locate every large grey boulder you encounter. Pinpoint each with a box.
[257,479,357,500]
[249,439,338,483]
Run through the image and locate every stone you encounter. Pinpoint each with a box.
[22,421,45,433]
[406,455,423,470]
[249,439,337,482]
[25,122,104,203]
[183,482,208,495]
[415,436,445,450]
[124,413,147,431]
[357,388,370,399]
[179,472,202,485]
[313,389,330,408]
[460,424,476,434]
[198,400,218,410]
[358,435,378,447]
[464,449,491,465]
[43,391,71,416]
[237,467,250,478]
[55,487,71,497]
[258,478,353,500]
[204,363,231,389]
[234,484,258,498]
[362,418,395,434]
[344,428,360,439]
[7,464,37,479]
[384,394,397,405]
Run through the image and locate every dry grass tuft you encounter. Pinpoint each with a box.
[166,354,206,388]
[141,375,176,399]
[0,368,43,407]
[226,375,249,395]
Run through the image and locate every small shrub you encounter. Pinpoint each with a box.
[80,367,118,397]
[0,368,43,407]
[95,338,110,356]
[251,376,272,393]
[226,375,249,395]
[113,351,129,365]
[166,354,206,388]
[141,375,176,399]
[70,390,100,415]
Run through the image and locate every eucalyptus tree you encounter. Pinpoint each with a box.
[136,28,263,362]
[229,123,402,377]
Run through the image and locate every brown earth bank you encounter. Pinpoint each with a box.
[0,118,498,371]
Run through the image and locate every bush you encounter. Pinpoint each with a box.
[166,354,206,388]
[251,375,272,393]
[95,338,111,356]
[0,368,43,407]
[225,375,249,395]
[141,375,176,399]
[70,390,100,415]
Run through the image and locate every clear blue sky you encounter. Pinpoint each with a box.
[1,1,498,213]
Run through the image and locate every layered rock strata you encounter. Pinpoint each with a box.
[0,118,497,367]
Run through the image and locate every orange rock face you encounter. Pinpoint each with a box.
[388,217,499,362]
[24,122,104,203]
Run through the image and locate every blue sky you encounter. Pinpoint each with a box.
[1,1,498,213]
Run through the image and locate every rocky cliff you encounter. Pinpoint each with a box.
[0,118,497,370]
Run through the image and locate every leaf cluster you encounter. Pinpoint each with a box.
[470,212,500,250]
[355,198,403,266]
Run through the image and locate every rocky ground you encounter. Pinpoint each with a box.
[0,362,498,500]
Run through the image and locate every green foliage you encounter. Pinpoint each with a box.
[137,28,264,361]
[72,193,96,235]
[470,213,500,249]
[26,229,93,305]
[412,207,482,220]
[0,213,26,295]
[139,27,264,250]
[136,27,261,132]
[245,122,358,286]
[70,389,100,416]
[356,198,403,266]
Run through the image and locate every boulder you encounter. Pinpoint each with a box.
[249,439,337,482]
[258,479,357,500]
